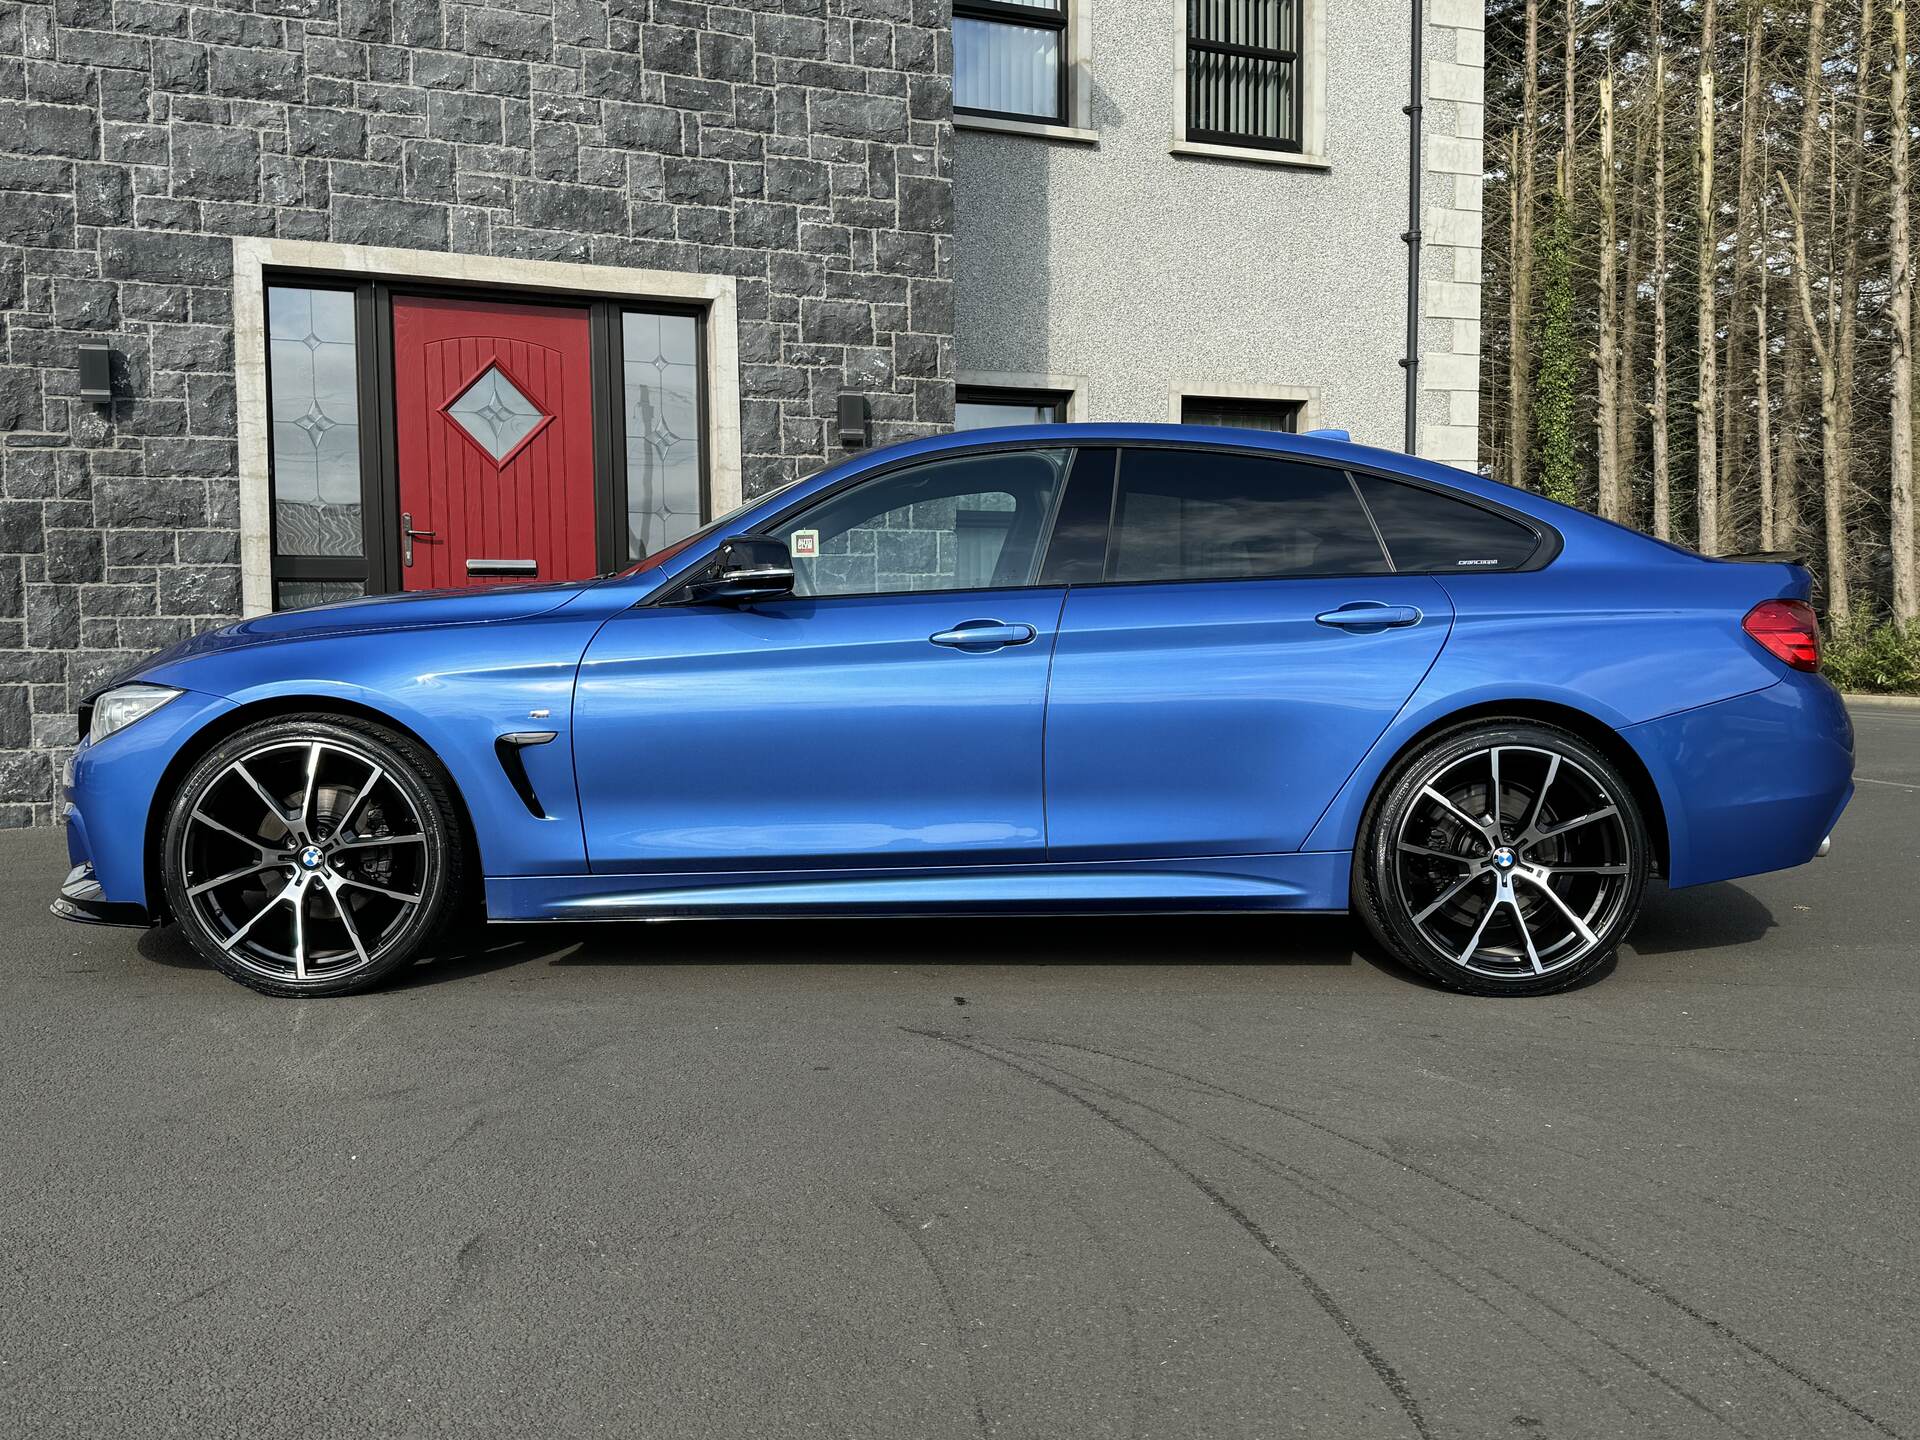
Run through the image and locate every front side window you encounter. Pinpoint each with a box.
[1108,449,1388,583]
[954,0,1067,123]
[955,385,1070,429]
[1353,474,1543,572]
[1185,0,1302,151]
[780,450,1071,597]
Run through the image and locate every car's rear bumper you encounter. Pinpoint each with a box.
[1625,674,1854,889]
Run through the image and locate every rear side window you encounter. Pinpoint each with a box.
[1109,450,1390,582]
[1353,473,1542,572]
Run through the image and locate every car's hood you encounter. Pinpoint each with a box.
[123,578,607,682]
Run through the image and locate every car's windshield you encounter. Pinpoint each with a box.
[613,473,813,578]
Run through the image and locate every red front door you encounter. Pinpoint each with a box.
[392,295,598,590]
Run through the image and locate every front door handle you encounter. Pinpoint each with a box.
[930,620,1038,651]
[400,512,437,568]
[1315,603,1423,631]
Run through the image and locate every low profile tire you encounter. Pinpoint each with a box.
[1356,721,1650,997]
[161,714,467,997]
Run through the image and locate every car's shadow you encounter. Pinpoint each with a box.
[1624,879,1777,956]
[393,911,1380,991]
[134,882,1777,993]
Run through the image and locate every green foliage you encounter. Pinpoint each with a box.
[1822,618,1920,693]
[1532,189,1579,508]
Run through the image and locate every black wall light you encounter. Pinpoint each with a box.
[836,392,869,450]
[77,342,113,404]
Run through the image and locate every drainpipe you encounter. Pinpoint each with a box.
[1400,0,1424,454]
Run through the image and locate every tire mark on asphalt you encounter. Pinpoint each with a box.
[871,1196,991,1440]
[1206,1132,1749,1438]
[980,1036,1743,1437]
[1022,1036,1907,1440]
[904,1027,1435,1440]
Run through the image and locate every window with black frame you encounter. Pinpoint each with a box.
[955,385,1070,429]
[1180,395,1302,432]
[954,0,1068,124]
[1185,0,1302,151]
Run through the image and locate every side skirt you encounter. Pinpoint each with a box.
[486,852,1353,922]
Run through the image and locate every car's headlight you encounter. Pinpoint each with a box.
[87,684,183,746]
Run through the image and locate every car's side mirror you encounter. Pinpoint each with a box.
[686,534,795,605]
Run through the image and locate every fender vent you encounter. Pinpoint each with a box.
[494,731,558,818]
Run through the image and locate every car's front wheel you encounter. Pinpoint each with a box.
[1356,721,1650,996]
[161,714,467,997]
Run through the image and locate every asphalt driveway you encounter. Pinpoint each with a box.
[1,701,1915,1439]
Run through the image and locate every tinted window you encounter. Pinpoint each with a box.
[1039,449,1116,584]
[1353,474,1542,572]
[1108,450,1389,582]
[780,450,1069,597]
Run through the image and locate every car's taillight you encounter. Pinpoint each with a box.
[1742,599,1821,672]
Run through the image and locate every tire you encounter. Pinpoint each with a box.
[1355,721,1649,997]
[161,713,468,997]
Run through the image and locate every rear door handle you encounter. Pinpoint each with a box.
[930,620,1038,651]
[1315,603,1423,630]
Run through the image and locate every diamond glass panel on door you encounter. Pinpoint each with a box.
[622,311,704,560]
[268,286,363,558]
[444,364,550,463]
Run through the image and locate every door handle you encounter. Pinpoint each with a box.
[929,620,1038,650]
[400,512,437,568]
[1315,603,1423,630]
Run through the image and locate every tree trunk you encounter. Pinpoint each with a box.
[1598,72,1622,519]
[1721,10,1765,537]
[1835,0,1875,478]
[1781,175,1851,621]
[1652,47,1673,540]
[1756,293,1775,549]
[1620,52,1652,508]
[1780,0,1831,557]
[1508,0,1541,492]
[1894,0,1916,625]
[1696,3,1719,554]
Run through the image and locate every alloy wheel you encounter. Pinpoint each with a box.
[177,737,433,988]
[1391,744,1635,982]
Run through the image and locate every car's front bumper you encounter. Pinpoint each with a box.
[56,688,237,924]
[50,862,154,928]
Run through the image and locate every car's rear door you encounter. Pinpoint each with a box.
[574,447,1075,874]
[1041,446,1455,861]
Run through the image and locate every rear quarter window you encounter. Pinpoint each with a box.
[1353,473,1543,572]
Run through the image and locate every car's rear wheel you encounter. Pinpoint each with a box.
[161,714,466,997]
[1356,721,1649,996]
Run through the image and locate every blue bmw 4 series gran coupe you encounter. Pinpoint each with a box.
[53,425,1853,998]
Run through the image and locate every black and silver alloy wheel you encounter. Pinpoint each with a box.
[162,715,465,997]
[1358,722,1649,996]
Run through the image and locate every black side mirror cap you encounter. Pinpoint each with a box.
[687,534,795,604]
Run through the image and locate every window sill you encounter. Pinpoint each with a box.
[956,113,1100,145]
[1170,138,1331,170]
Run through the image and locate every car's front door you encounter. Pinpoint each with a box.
[1043,446,1456,860]
[574,447,1077,873]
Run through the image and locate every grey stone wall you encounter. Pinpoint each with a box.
[0,0,956,823]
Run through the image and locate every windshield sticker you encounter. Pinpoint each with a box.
[791,529,819,559]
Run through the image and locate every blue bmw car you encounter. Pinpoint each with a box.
[54,425,1853,998]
